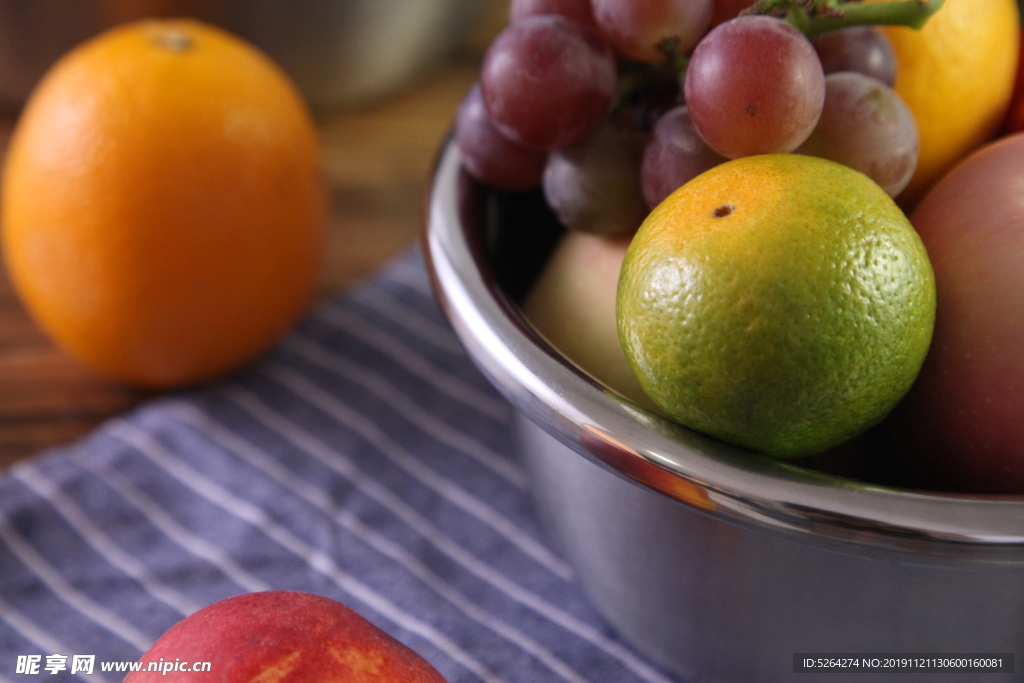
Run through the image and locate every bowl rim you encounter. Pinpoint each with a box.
[424,139,1024,561]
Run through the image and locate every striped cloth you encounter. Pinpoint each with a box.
[0,249,681,683]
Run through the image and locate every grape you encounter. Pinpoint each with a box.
[813,26,897,86]
[455,83,548,191]
[592,0,714,63]
[685,16,825,158]
[481,15,617,150]
[543,120,650,237]
[796,72,918,197]
[510,0,596,26]
[641,106,726,208]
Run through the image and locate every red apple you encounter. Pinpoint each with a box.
[125,591,446,682]
[887,133,1024,493]
[522,230,658,412]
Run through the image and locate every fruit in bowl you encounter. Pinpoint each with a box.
[869,0,1019,204]
[887,133,1024,493]
[618,154,935,458]
[425,122,1024,683]
[453,0,1023,493]
[428,1,1024,677]
[522,230,658,411]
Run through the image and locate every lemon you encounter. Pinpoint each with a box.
[869,0,1019,205]
[617,155,935,458]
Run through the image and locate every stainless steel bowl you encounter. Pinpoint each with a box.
[0,0,495,111]
[424,139,1024,683]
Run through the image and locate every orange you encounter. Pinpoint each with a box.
[617,155,935,458]
[2,20,326,388]
[868,0,1019,205]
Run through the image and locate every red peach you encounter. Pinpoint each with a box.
[125,591,447,682]
[888,133,1024,493]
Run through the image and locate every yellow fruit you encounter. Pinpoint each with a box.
[2,20,327,388]
[523,231,657,412]
[617,155,935,458]
[869,0,1019,205]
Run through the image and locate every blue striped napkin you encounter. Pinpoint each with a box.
[0,248,681,683]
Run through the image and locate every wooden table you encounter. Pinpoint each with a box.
[0,59,481,469]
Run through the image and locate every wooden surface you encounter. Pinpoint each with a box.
[0,59,481,469]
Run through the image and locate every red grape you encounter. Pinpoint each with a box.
[592,0,714,63]
[813,26,897,86]
[685,16,825,158]
[481,15,617,150]
[455,83,548,191]
[641,106,726,208]
[796,72,918,197]
[510,0,596,26]
[542,120,650,237]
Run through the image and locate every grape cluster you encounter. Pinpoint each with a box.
[456,0,920,237]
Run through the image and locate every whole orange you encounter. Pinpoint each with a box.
[868,0,1019,205]
[2,20,327,388]
[618,155,935,458]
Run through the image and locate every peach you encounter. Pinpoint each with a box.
[522,230,658,412]
[888,133,1024,493]
[125,591,447,682]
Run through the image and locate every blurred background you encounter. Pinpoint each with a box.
[0,0,507,465]
[0,0,504,111]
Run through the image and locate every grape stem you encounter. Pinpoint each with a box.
[745,0,946,34]
[610,56,688,117]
